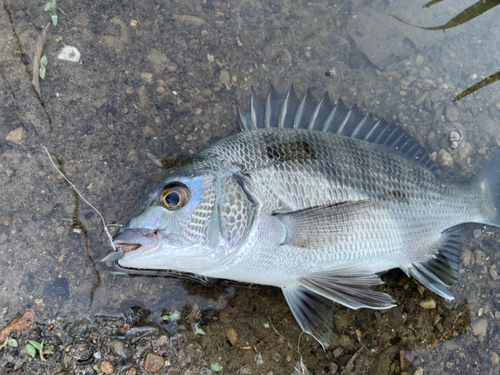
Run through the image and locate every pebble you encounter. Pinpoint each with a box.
[475,250,486,266]
[56,226,65,235]
[143,352,165,373]
[420,298,436,309]
[226,328,239,346]
[1,216,12,226]
[388,71,402,80]
[140,72,153,84]
[415,55,424,67]
[100,360,115,374]
[69,340,93,361]
[69,316,91,337]
[5,168,13,177]
[490,267,499,280]
[437,149,453,168]
[328,362,338,374]
[333,347,343,358]
[146,49,170,74]
[471,318,487,340]
[172,14,205,26]
[400,351,414,371]
[219,71,231,90]
[6,127,25,144]
[126,368,137,375]
[478,147,488,155]
[489,351,499,365]
[57,45,81,62]
[109,338,133,360]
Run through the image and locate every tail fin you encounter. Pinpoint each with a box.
[476,149,500,227]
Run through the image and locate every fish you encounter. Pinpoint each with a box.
[105,85,500,347]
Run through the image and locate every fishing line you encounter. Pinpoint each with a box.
[43,146,117,252]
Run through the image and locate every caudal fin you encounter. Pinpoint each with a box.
[476,149,500,227]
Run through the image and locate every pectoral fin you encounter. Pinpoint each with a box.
[275,200,381,249]
[282,283,334,348]
[283,266,395,347]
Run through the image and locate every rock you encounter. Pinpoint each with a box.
[445,105,459,122]
[420,298,436,309]
[471,319,487,341]
[100,360,115,374]
[103,36,126,53]
[226,328,239,346]
[333,347,343,358]
[328,362,338,374]
[69,340,93,361]
[6,127,25,144]
[219,71,231,90]
[415,55,424,67]
[147,49,170,74]
[490,267,499,280]
[143,352,165,373]
[57,46,81,62]
[140,72,153,84]
[173,14,205,26]
[2,216,12,226]
[400,350,414,371]
[69,316,91,337]
[437,149,453,168]
[475,250,486,266]
[462,248,473,266]
[489,351,499,365]
[0,310,35,342]
[109,339,133,360]
[476,113,499,138]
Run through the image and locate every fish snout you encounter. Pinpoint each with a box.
[112,228,160,253]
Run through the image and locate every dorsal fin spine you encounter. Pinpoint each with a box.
[336,109,352,135]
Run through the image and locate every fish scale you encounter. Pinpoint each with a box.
[107,85,500,347]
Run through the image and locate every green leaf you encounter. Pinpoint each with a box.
[8,339,18,348]
[26,344,36,357]
[211,363,223,372]
[28,340,43,351]
[146,153,163,167]
[194,323,205,335]
[261,63,268,72]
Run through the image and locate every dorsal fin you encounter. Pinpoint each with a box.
[237,85,437,173]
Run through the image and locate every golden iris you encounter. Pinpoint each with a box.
[160,184,189,210]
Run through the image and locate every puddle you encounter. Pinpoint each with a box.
[1,0,500,373]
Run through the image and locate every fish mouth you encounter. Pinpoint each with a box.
[111,228,160,254]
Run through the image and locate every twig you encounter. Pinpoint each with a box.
[43,146,117,251]
[32,23,50,97]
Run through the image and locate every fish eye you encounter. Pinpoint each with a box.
[159,183,190,210]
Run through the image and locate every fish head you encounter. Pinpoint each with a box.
[112,169,225,273]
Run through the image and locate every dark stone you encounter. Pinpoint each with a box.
[69,316,92,338]
[109,339,133,361]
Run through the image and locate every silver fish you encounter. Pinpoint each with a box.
[105,85,500,347]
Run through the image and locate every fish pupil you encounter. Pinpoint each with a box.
[166,192,180,206]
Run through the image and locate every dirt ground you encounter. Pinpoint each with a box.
[1,0,500,374]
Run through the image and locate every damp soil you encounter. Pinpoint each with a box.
[1,0,500,374]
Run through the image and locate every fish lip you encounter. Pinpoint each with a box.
[111,228,161,254]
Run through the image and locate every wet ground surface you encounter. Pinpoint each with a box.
[1,0,500,374]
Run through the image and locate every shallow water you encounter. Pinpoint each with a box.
[1,0,500,374]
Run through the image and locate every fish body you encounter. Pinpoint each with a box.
[108,85,500,346]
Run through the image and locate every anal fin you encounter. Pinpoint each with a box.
[407,225,466,300]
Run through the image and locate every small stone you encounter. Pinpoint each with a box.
[496,102,500,111]
[388,71,402,80]
[146,49,170,74]
[126,368,137,375]
[69,340,93,361]
[333,347,343,358]
[157,86,165,93]
[140,72,153,84]
[57,45,81,62]
[167,64,177,72]
[429,152,437,161]
[5,168,14,177]
[172,14,205,26]
[109,339,133,360]
[400,350,414,371]
[226,328,239,346]
[446,105,459,122]
[6,127,25,144]
[56,226,65,235]
[490,267,499,280]
[69,316,91,337]
[100,360,115,374]
[328,362,338,373]
[201,30,208,35]
[420,298,436,309]
[475,250,486,266]
[471,318,487,340]
[437,149,453,168]
[143,352,165,373]
[2,216,12,226]
[415,55,424,67]
[490,351,500,365]
[219,71,231,90]
[207,54,215,63]
[478,147,488,155]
